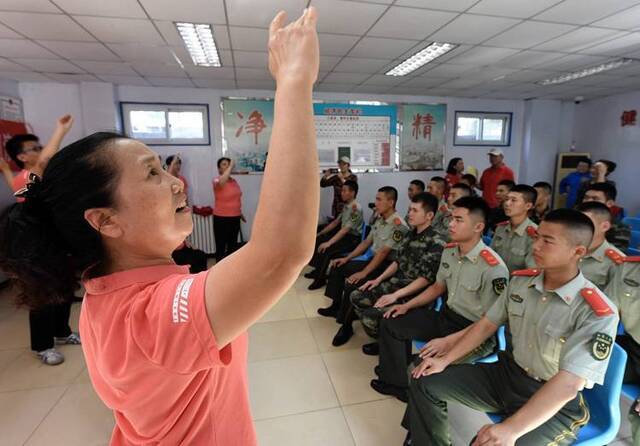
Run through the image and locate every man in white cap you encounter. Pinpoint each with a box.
[321,156,358,219]
[479,148,515,209]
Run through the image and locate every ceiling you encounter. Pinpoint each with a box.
[1,0,640,100]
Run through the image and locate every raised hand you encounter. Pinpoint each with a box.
[56,114,74,133]
[268,7,319,87]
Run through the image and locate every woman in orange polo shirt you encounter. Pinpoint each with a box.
[0,8,320,446]
[213,157,244,262]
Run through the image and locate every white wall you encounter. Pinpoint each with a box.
[18,81,547,237]
[573,90,640,215]
[0,78,19,98]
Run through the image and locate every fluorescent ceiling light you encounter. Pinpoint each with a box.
[175,22,222,67]
[385,42,458,77]
[538,58,635,85]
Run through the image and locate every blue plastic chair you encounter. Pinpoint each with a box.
[623,217,640,232]
[630,231,640,251]
[628,247,640,256]
[483,235,493,246]
[487,343,627,446]
[622,383,640,402]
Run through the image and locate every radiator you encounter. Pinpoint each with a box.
[187,214,216,254]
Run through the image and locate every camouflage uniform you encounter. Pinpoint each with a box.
[350,225,447,338]
[431,200,451,241]
[607,221,632,252]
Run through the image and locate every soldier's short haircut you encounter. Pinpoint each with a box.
[533,181,552,195]
[497,179,515,189]
[543,209,594,248]
[451,183,472,197]
[378,186,398,204]
[343,180,358,196]
[410,179,426,191]
[452,196,490,226]
[509,184,538,205]
[597,159,617,175]
[576,201,613,224]
[430,176,446,188]
[411,192,439,214]
[461,173,477,187]
[586,182,617,201]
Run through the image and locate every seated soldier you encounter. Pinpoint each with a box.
[405,179,425,224]
[405,209,619,446]
[350,192,447,356]
[438,182,473,235]
[582,182,631,251]
[306,180,363,289]
[460,173,478,196]
[319,187,409,343]
[532,181,552,224]
[487,179,514,232]
[577,201,625,291]
[427,176,449,237]
[605,255,640,446]
[491,184,538,272]
[372,197,509,401]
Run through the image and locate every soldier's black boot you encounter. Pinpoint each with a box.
[332,323,354,346]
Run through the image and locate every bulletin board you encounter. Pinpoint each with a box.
[222,98,397,172]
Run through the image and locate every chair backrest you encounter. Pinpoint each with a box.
[628,247,640,256]
[631,231,640,250]
[622,217,640,232]
[582,343,627,431]
[496,325,506,351]
[483,235,493,246]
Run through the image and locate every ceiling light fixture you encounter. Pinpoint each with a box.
[385,42,458,77]
[538,58,635,85]
[175,22,222,67]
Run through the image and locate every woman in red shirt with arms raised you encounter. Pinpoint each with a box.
[0,8,320,446]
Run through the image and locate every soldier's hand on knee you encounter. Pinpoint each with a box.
[331,257,348,268]
[411,356,447,379]
[374,294,397,308]
[347,271,367,284]
[359,280,377,291]
[472,423,516,446]
[318,242,330,253]
[383,304,407,319]
[418,337,450,359]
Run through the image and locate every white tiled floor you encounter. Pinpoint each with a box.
[0,273,635,445]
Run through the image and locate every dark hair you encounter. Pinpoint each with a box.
[450,182,472,197]
[378,186,398,205]
[343,179,358,196]
[411,192,438,214]
[597,159,617,175]
[430,176,446,186]
[497,179,515,189]
[533,181,552,195]
[577,157,592,167]
[217,157,231,169]
[586,182,617,201]
[576,201,613,224]
[451,196,489,227]
[0,132,125,308]
[509,184,537,205]
[542,208,594,248]
[446,157,462,175]
[410,179,425,191]
[461,173,477,186]
[5,134,39,169]
[165,155,181,169]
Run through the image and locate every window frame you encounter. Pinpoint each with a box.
[453,111,512,147]
[120,102,211,146]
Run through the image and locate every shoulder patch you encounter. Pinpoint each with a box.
[445,242,458,248]
[511,268,541,277]
[480,249,500,266]
[526,226,538,238]
[352,203,358,211]
[439,205,448,213]
[605,248,625,265]
[497,221,509,226]
[580,288,615,317]
[394,217,403,226]
[624,256,640,263]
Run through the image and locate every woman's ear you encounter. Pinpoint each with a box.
[84,208,123,239]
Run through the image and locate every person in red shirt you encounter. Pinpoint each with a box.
[478,148,515,209]
[213,157,246,262]
[444,157,464,196]
[1,115,77,366]
[0,8,320,445]
[165,154,188,199]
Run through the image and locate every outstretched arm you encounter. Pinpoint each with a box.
[32,114,74,177]
[205,8,320,347]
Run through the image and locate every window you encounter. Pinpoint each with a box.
[120,102,210,145]
[454,111,511,146]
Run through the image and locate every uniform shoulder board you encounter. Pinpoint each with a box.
[480,249,500,266]
[580,288,615,317]
[526,226,538,238]
[605,249,625,265]
[624,256,640,263]
[445,242,458,248]
[511,268,541,277]
[496,221,509,227]
[394,217,403,226]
